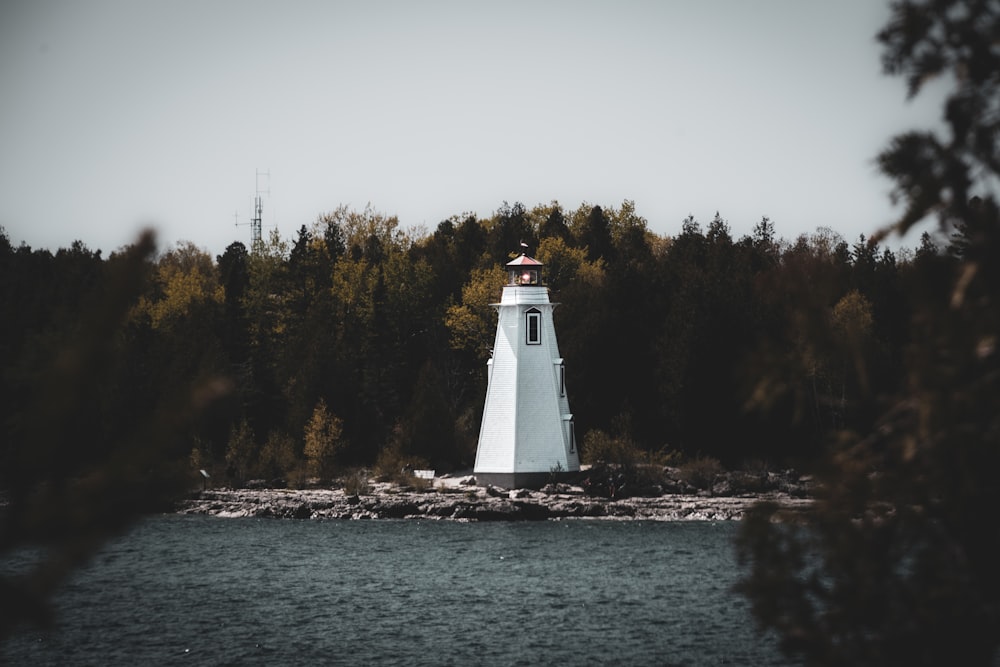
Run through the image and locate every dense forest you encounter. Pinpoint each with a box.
[0,201,949,489]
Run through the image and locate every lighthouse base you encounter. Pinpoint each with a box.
[475,471,569,490]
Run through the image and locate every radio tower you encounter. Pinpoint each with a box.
[236,169,270,248]
[253,169,270,248]
[251,194,263,246]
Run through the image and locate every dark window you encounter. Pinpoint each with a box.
[559,362,566,396]
[569,420,576,454]
[526,309,541,345]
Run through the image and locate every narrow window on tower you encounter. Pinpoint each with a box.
[569,420,576,454]
[525,308,541,345]
[559,362,566,396]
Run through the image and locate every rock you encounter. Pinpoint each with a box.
[607,503,637,518]
[451,503,476,520]
[426,501,460,517]
[175,480,813,523]
[550,500,605,518]
[633,484,664,498]
[659,479,685,494]
[374,499,419,519]
[512,501,550,520]
[469,503,516,521]
[712,480,732,496]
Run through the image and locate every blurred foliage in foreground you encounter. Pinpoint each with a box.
[737,1,1000,664]
[0,232,232,641]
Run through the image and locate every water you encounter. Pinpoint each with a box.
[2,516,791,666]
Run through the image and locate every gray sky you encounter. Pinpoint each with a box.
[1,0,943,257]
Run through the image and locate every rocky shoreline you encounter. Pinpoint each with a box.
[177,476,814,522]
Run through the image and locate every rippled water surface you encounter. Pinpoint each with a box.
[2,516,791,666]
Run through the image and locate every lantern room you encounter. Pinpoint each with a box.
[507,253,543,286]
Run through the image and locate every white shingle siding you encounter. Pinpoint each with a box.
[474,283,580,475]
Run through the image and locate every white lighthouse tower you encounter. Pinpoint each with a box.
[474,251,580,488]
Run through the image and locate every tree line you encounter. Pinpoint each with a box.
[0,199,952,489]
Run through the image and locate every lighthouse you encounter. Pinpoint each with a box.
[474,251,580,488]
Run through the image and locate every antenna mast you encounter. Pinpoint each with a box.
[252,169,270,247]
[253,169,270,246]
[251,195,263,246]
[235,169,270,248]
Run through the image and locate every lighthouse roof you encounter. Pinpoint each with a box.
[506,254,543,267]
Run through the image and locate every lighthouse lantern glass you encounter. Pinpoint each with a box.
[509,269,538,285]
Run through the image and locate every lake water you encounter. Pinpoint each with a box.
[2,516,792,666]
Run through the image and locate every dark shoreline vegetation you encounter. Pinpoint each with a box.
[3,1,1000,663]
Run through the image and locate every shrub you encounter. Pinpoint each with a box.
[342,469,370,496]
[724,459,779,495]
[259,429,298,482]
[582,429,680,467]
[403,474,433,492]
[373,441,428,485]
[678,457,725,492]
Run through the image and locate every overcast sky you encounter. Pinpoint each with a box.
[1,1,943,257]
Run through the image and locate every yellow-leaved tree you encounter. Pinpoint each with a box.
[444,265,506,364]
[303,398,345,481]
[133,241,223,329]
